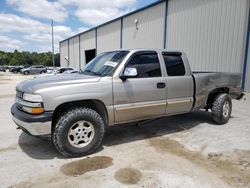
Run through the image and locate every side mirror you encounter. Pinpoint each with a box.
[120,67,138,81]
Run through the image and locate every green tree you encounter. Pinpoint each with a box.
[9,56,20,65]
[0,50,60,67]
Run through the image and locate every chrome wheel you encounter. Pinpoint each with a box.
[67,120,95,148]
[223,101,230,117]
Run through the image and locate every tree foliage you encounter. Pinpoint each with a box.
[0,50,60,67]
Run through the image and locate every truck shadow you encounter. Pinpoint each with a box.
[103,110,215,146]
[18,110,215,159]
[18,133,65,160]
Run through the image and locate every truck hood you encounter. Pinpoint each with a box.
[16,74,101,93]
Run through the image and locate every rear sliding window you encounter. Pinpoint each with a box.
[162,53,185,76]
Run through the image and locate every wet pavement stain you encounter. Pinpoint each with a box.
[60,156,113,176]
[114,168,142,185]
[149,137,250,187]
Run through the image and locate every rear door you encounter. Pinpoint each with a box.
[162,52,194,115]
[38,66,44,73]
[113,51,167,123]
[29,66,36,74]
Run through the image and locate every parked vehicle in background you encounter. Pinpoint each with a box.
[0,66,6,72]
[20,65,47,75]
[34,67,76,78]
[3,66,11,71]
[10,66,24,73]
[62,69,79,74]
[11,49,244,157]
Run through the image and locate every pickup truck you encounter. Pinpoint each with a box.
[11,49,244,157]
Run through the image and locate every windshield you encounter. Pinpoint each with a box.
[82,50,129,76]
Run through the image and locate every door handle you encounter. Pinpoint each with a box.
[157,82,166,88]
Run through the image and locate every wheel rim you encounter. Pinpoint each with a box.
[223,101,230,117]
[67,120,95,148]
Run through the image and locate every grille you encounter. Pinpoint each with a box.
[16,103,23,111]
[15,96,24,111]
[16,90,23,98]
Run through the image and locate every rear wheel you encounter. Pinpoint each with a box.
[52,107,105,157]
[211,93,232,124]
[40,70,46,74]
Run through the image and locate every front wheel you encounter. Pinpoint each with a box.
[211,93,232,124]
[52,107,105,157]
[24,71,29,75]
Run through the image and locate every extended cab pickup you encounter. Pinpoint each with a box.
[11,49,244,157]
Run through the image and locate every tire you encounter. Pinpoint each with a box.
[52,107,105,157]
[211,93,232,124]
[40,71,46,74]
[24,71,29,75]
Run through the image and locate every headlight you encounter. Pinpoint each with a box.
[23,93,43,102]
[16,92,44,114]
[16,97,42,107]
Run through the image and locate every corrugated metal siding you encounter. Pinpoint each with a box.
[80,30,96,67]
[245,38,250,91]
[167,0,249,73]
[69,36,80,70]
[60,40,68,67]
[97,20,121,53]
[122,2,165,49]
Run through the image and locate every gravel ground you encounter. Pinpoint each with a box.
[0,72,250,188]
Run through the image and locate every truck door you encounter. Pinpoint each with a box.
[29,66,35,74]
[162,52,194,115]
[113,51,167,123]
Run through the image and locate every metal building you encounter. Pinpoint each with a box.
[59,0,250,91]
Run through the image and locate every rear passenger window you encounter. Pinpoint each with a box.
[126,53,161,78]
[163,54,185,76]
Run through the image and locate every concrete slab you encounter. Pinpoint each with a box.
[0,72,249,188]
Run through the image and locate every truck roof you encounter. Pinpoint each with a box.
[104,48,183,54]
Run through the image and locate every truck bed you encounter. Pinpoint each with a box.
[192,71,242,109]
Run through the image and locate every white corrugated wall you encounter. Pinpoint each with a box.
[167,0,249,73]
[60,40,68,67]
[122,1,165,49]
[80,30,96,67]
[245,35,250,91]
[69,36,80,70]
[97,20,121,53]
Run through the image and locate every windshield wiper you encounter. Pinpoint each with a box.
[82,70,101,76]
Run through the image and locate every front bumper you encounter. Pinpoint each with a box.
[11,104,53,135]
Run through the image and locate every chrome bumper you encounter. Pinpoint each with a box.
[11,104,52,136]
[12,116,51,135]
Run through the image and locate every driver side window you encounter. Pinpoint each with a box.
[126,52,161,78]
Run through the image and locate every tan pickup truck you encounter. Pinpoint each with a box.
[11,49,244,157]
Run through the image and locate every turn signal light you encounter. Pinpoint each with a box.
[31,108,45,114]
[23,106,44,114]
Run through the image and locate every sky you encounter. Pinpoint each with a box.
[0,0,157,53]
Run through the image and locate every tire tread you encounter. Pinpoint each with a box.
[211,93,231,124]
[52,107,105,157]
